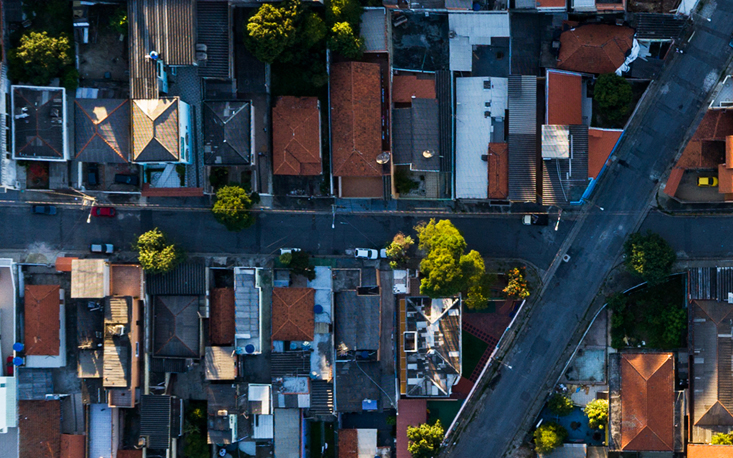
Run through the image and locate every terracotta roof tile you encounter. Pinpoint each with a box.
[488,143,508,199]
[210,288,235,346]
[393,74,436,104]
[19,400,61,458]
[620,352,674,451]
[60,434,85,458]
[588,128,622,178]
[538,0,566,7]
[339,429,359,458]
[273,96,322,176]
[397,399,427,458]
[55,257,77,272]
[547,71,583,125]
[330,62,383,177]
[557,24,634,74]
[688,444,733,458]
[272,288,315,341]
[719,164,733,194]
[24,285,60,356]
[117,451,144,458]
[663,167,684,197]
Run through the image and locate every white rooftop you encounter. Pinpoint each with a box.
[308,267,333,381]
[449,12,510,72]
[234,268,262,355]
[542,125,571,159]
[455,77,508,199]
[89,403,114,458]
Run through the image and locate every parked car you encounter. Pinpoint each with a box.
[114,174,140,186]
[522,214,549,226]
[354,248,378,260]
[87,164,99,186]
[90,243,114,254]
[698,176,719,187]
[379,248,388,259]
[91,206,116,217]
[31,205,56,215]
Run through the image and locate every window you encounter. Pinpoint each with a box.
[135,342,140,357]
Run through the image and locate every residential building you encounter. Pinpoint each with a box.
[588,128,622,180]
[70,259,110,299]
[338,429,378,458]
[396,399,427,458]
[153,295,202,359]
[23,285,66,368]
[210,287,235,346]
[18,400,61,458]
[271,287,315,343]
[140,395,183,453]
[507,75,538,203]
[455,77,508,200]
[12,86,67,162]
[360,8,390,54]
[204,346,237,381]
[399,297,461,397]
[571,0,625,12]
[609,352,682,452]
[104,297,141,408]
[234,268,263,356]
[248,384,273,440]
[688,267,733,443]
[89,403,117,458]
[74,99,130,163]
[688,444,733,457]
[203,100,255,166]
[196,1,233,80]
[131,98,192,164]
[206,384,246,445]
[61,434,85,458]
[447,13,510,73]
[272,97,322,176]
[330,61,384,198]
[0,259,18,437]
[557,24,635,75]
[274,408,301,458]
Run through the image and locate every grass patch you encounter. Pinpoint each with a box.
[462,331,490,377]
[610,275,686,350]
[591,80,650,129]
[427,400,463,428]
[310,421,335,458]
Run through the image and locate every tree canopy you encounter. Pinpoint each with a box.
[212,185,255,232]
[328,22,363,60]
[9,31,72,86]
[407,420,444,458]
[134,228,184,274]
[623,231,676,286]
[548,393,575,417]
[503,267,530,300]
[386,232,414,269]
[245,1,299,64]
[594,73,633,123]
[534,422,567,454]
[326,0,363,28]
[584,399,609,430]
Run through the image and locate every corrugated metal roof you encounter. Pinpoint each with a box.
[436,70,453,179]
[146,262,206,296]
[507,75,538,202]
[17,369,53,400]
[129,0,196,99]
[361,8,388,52]
[634,13,685,40]
[89,404,112,458]
[204,346,237,380]
[455,77,508,199]
[252,414,273,439]
[541,125,589,206]
[274,409,300,458]
[235,268,261,354]
[140,395,172,450]
[197,1,231,79]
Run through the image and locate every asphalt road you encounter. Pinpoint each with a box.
[441,7,733,458]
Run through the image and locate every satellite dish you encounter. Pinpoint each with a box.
[376,152,391,164]
[422,150,434,158]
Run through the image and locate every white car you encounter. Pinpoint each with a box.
[354,248,378,260]
[90,243,114,254]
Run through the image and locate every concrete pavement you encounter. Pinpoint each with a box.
[441,7,733,458]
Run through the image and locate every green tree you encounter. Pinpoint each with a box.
[607,292,627,312]
[109,7,128,36]
[407,420,444,458]
[326,0,363,28]
[623,231,676,286]
[328,22,363,59]
[584,399,609,430]
[461,250,493,310]
[548,393,575,417]
[9,31,72,85]
[288,251,316,281]
[212,185,255,232]
[503,267,530,299]
[594,73,633,123]
[386,232,415,269]
[245,1,299,64]
[712,432,733,445]
[534,422,567,454]
[134,228,184,274]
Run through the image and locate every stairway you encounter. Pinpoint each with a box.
[309,380,334,416]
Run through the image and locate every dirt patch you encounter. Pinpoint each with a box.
[78,5,128,83]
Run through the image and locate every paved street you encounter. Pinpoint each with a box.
[441,6,733,458]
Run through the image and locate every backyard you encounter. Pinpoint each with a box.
[461,331,490,378]
[309,421,335,458]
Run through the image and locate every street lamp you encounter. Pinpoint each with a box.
[554,208,562,232]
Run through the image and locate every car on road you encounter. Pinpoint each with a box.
[354,248,378,260]
[91,206,116,217]
[522,214,549,226]
[114,174,140,186]
[380,248,388,259]
[31,205,57,215]
[698,176,719,187]
[90,243,114,254]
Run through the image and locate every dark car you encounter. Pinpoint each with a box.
[91,206,116,217]
[88,164,99,186]
[32,205,57,215]
[114,174,139,186]
[90,243,114,254]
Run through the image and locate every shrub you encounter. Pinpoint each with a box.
[712,432,733,445]
[548,393,575,417]
[534,422,567,454]
[279,252,293,266]
[503,267,530,299]
[407,420,444,458]
[594,73,633,123]
[623,231,676,286]
[212,185,255,232]
[134,228,184,274]
[584,399,609,429]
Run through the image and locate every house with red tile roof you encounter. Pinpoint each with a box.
[557,24,635,75]
[210,287,235,346]
[688,444,733,458]
[330,61,384,198]
[546,70,583,126]
[60,434,85,458]
[338,429,378,458]
[19,400,61,458]
[272,96,322,176]
[610,352,680,452]
[396,399,427,458]
[24,284,66,368]
[272,287,315,342]
[588,128,622,179]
